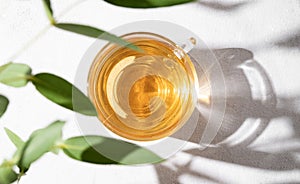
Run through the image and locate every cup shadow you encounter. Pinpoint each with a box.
[189,48,276,147]
[154,48,300,183]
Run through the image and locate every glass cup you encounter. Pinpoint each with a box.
[74,20,226,161]
[88,32,199,141]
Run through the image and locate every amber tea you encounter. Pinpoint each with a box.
[88,33,198,141]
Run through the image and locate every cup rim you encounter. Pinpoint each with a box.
[87,31,197,141]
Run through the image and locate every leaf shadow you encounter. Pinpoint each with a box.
[275,29,300,50]
[197,1,250,11]
[155,48,300,183]
[155,160,222,184]
[185,146,299,171]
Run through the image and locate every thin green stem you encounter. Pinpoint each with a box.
[57,143,84,150]
[8,25,51,61]
[0,74,34,85]
[17,170,25,184]
[51,140,83,150]
[26,74,37,82]
[8,0,86,61]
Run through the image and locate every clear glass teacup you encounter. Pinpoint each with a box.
[88,32,201,141]
[74,21,226,161]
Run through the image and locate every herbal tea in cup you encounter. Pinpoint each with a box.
[88,32,198,141]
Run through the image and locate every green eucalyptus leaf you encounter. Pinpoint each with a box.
[0,63,31,87]
[42,0,55,24]
[17,120,65,172]
[0,164,18,184]
[54,23,140,51]
[63,136,163,165]
[4,128,24,149]
[30,73,97,116]
[0,95,9,118]
[104,0,195,8]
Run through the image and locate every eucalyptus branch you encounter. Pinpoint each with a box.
[0,61,163,184]
[0,121,163,184]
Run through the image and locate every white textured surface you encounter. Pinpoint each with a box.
[1,0,300,183]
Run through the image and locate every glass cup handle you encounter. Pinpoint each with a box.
[181,37,197,53]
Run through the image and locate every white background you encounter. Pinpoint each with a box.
[1,0,300,183]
